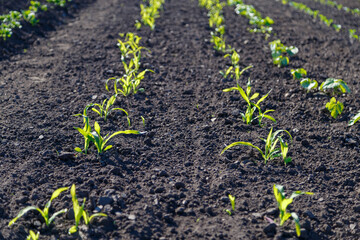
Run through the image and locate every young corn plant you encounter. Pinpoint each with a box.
[278,137,292,165]
[76,121,140,154]
[319,78,350,95]
[326,97,343,119]
[27,230,39,240]
[290,68,307,80]
[69,184,107,234]
[223,79,276,127]
[74,107,92,154]
[91,95,129,123]
[210,32,231,53]
[136,0,165,30]
[220,50,252,80]
[273,184,313,237]
[225,194,236,215]
[221,128,292,164]
[106,69,154,97]
[9,187,69,227]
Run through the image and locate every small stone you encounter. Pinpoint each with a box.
[265,208,278,216]
[128,214,136,220]
[175,182,185,189]
[324,224,332,234]
[38,135,44,140]
[300,228,308,238]
[92,95,97,100]
[353,205,360,213]
[263,223,277,237]
[350,224,356,230]
[159,170,169,177]
[220,196,228,203]
[175,207,185,215]
[305,210,316,220]
[155,187,165,193]
[33,220,42,227]
[251,212,263,218]
[99,196,113,206]
[315,164,326,172]
[301,140,310,148]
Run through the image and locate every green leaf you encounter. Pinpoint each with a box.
[50,187,69,202]
[349,111,360,126]
[9,206,38,226]
[300,78,318,92]
[103,145,113,152]
[48,209,67,225]
[89,213,108,223]
[320,78,350,94]
[223,87,239,92]
[74,147,82,153]
[68,225,78,234]
[221,141,264,158]
[326,97,344,119]
[291,212,301,237]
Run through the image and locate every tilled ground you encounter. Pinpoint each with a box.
[1,0,360,239]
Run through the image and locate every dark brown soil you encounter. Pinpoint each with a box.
[1,0,360,239]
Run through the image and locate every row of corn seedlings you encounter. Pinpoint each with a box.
[198,1,313,237]
[0,0,72,41]
[74,32,154,155]
[8,5,159,238]
[9,185,107,239]
[310,0,360,16]
[280,0,360,42]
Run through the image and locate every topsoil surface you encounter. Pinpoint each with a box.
[1,0,360,239]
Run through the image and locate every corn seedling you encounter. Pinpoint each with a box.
[290,68,307,80]
[141,116,146,127]
[74,107,92,154]
[223,79,276,127]
[278,137,291,165]
[319,78,350,95]
[210,32,231,53]
[27,230,39,240]
[221,128,292,164]
[224,194,235,215]
[69,184,107,234]
[326,97,343,119]
[220,51,252,80]
[136,0,165,30]
[107,69,154,97]
[273,184,313,237]
[9,187,69,227]
[76,121,139,154]
[349,111,360,126]
[300,78,318,92]
[91,95,129,123]
[117,32,149,62]
[269,40,298,67]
